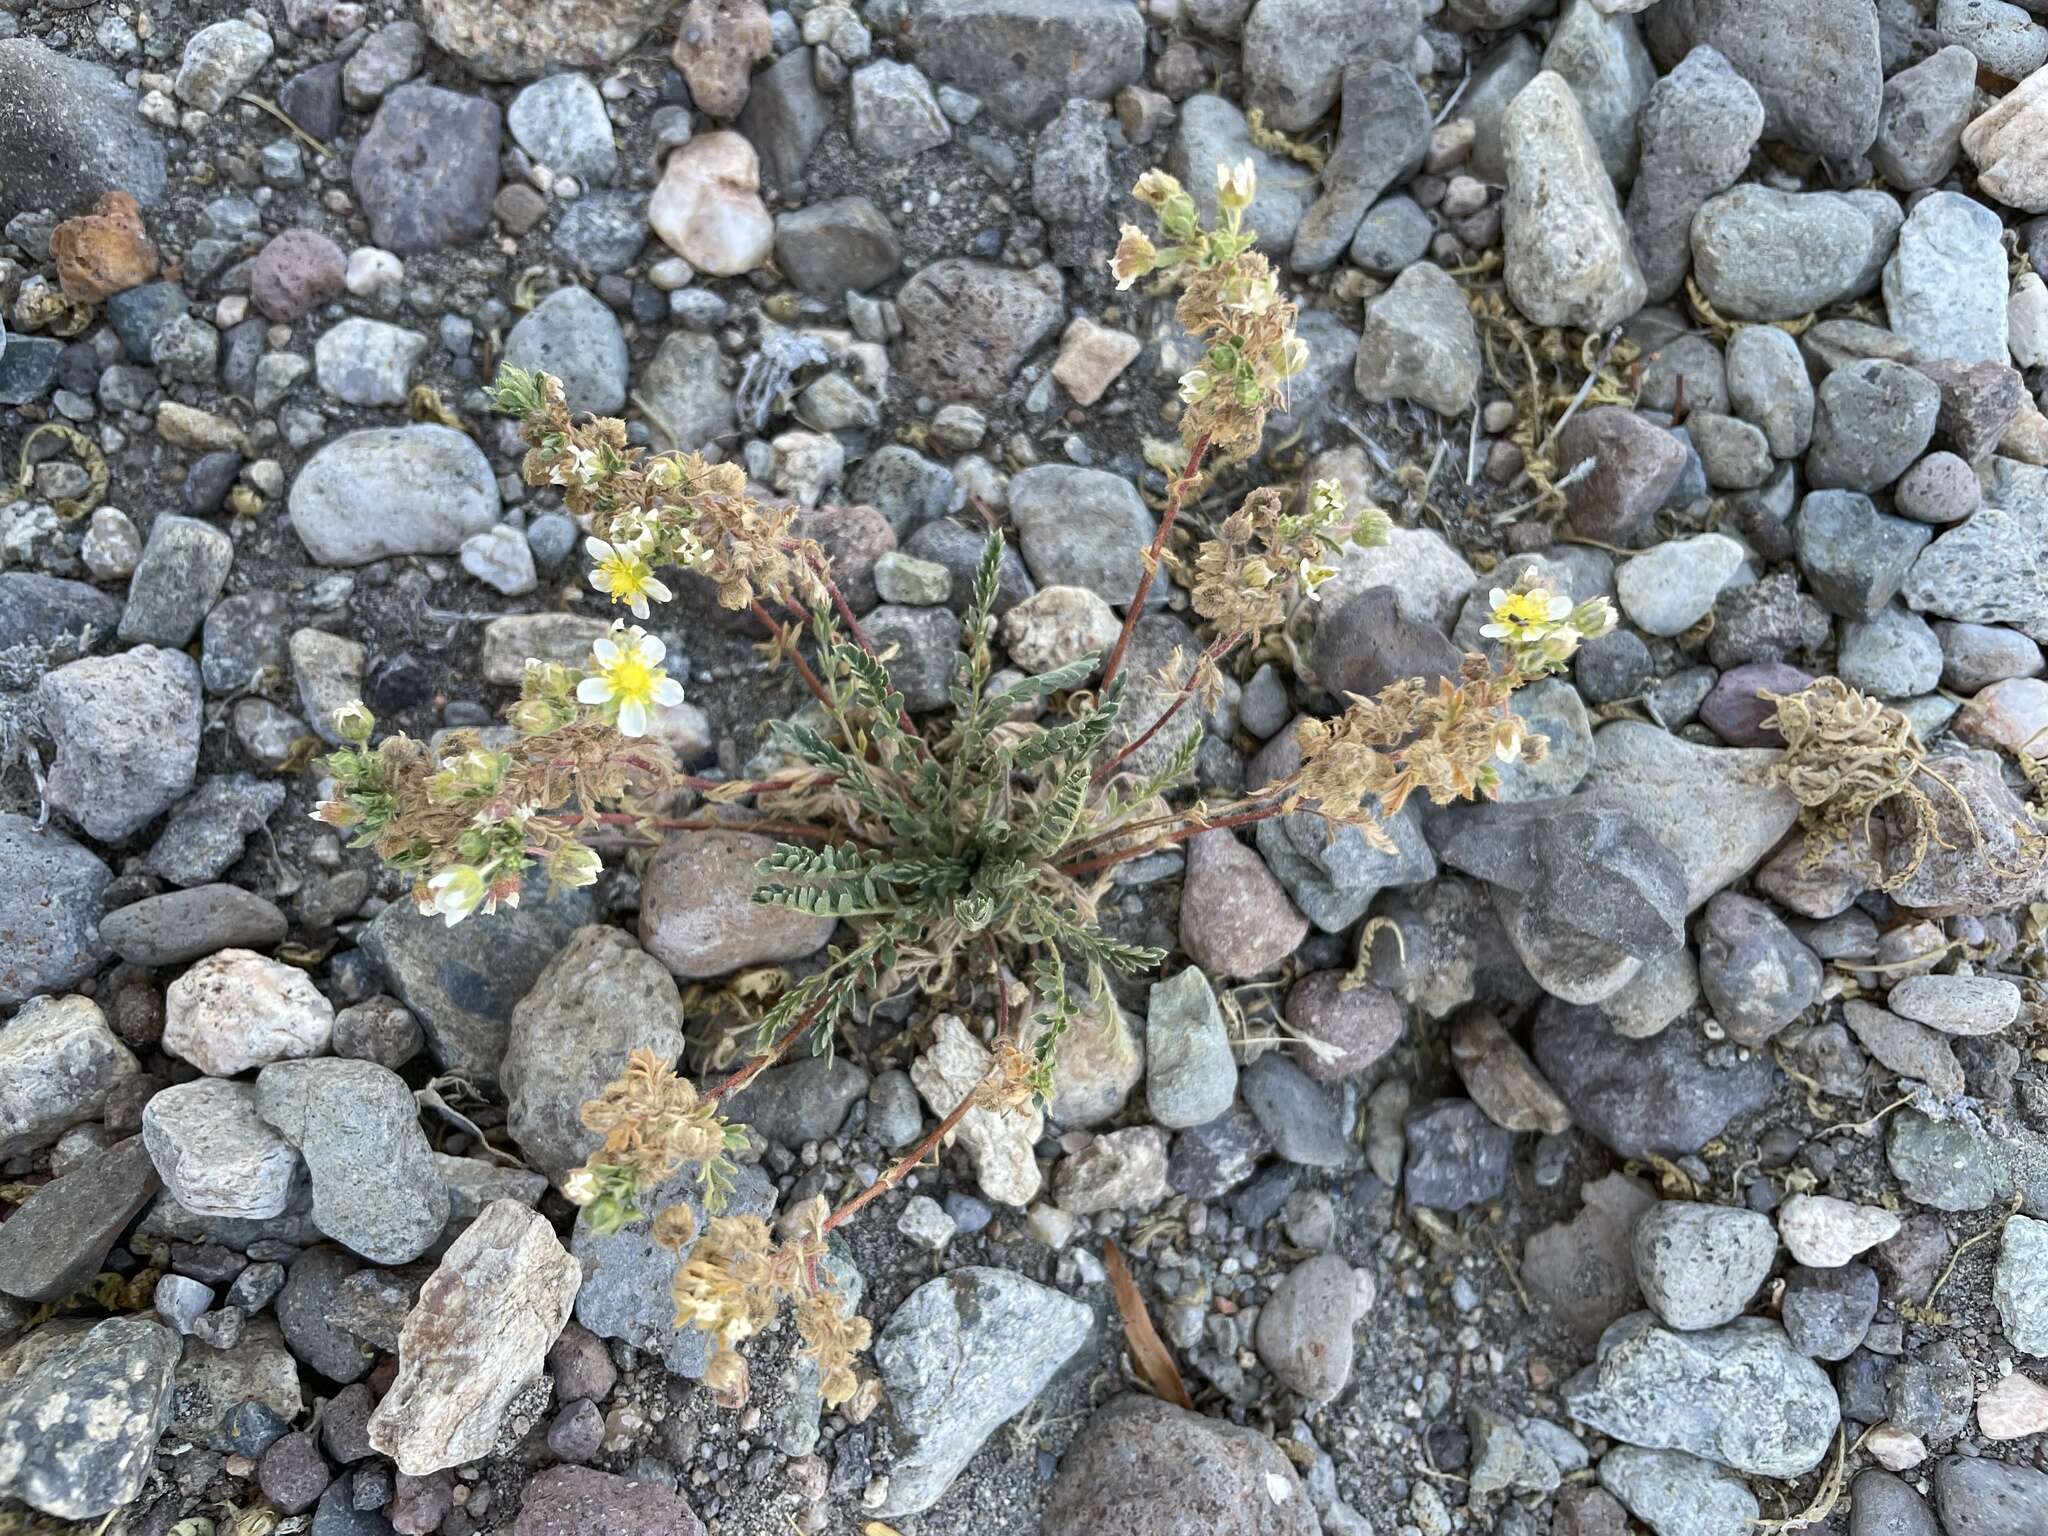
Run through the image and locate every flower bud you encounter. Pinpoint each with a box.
[1216,157,1257,212]
[331,701,376,744]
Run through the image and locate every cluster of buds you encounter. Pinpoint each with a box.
[1189,478,1393,640]
[490,365,821,614]
[1289,584,1618,844]
[565,1050,743,1232]
[1113,164,1306,460]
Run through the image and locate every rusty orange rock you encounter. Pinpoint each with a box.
[50,191,160,303]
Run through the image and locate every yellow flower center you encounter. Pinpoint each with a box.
[600,553,653,601]
[1491,593,1556,635]
[604,653,660,706]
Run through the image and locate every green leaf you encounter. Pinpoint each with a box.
[987,652,1103,711]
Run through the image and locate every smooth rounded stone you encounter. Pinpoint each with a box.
[1557,407,1688,544]
[1008,464,1163,609]
[638,828,835,979]
[1778,1193,1901,1268]
[289,426,498,565]
[549,190,646,273]
[1403,1098,1512,1210]
[1940,0,2048,77]
[502,286,627,415]
[257,1058,450,1266]
[460,523,538,597]
[1887,972,2023,1034]
[774,195,899,294]
[1689,186,1894,322]
[163,948,333,1076]
[1933,1456,2048,1536]
[1933,626,2031,696]
[1615,534,1744,638]
[874,1267,1094,1516]
[1144,965,1237,1130]
[2016,271,2048,368]
[1241,0,1420,132]
[1532,998,1776,1158]
[0,572,122,653]
[340,19,424,109]
[1599,1447,1758,1536]
[1636,330,1730,416]
[1284,971,1404,1080]
[1045,1394,1316,1536]
[1459,38,1546,181]
[1601,946,1700,1038]
[367,1202,579,1477]
[352,82,502,255]
[999,585,1117,673]
[1180,829,1309,980]
[1166,95,1315,256]
[909,0,1144,130]
[1694,890,1822,1046]
[1956,675,2048,756]
[1849,1470,1938,1536]
[174,18,273,112]
[728,1053,871,1150]
[1253,1252,1361,1401]
[1353,261,1481,417]
[1316,522,1479,632]
[1781,1263,1879,1360]
[0,39,167,221]
[1807,359,1941,492]
[1724,324,1814,458]
[250,228,347,322]
[506,73,616,182]
[0,1318,179,1520]
[637,330,736,453]
[1564,1313,1841,1478]
[1684,411,1771,489]
[1349,194,1433,277]
[513,1466,704,1536]
[1643,0,1880,160]
[1630,1201,1774,1330]
[1795,489,1931,620]
[0,816,109,1007]
[897,257,1064,399]
[1541,0,1657,185]
[1839,605,1943,698]
[855,604,958,711]
[850,59,950,158]
[1978,1371,2048,1440]
[119,513,231,647]
[0,994,138,1161]
[34,646,200,844]
[0,1137,159,1305]
[1895,453,1980,528]
[872,551,953,607]
[1501,71,1647,332]
[1844,999,1965,1099]
[649,133,773,276]
[1522,1171,1660,1350]
[502,926,687,1183]
[1240,1052,1352,1169]
[1873,45,1977,190]
[1885,190,2008,366]
[142,1079,299,1222]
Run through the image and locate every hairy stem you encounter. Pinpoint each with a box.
[751,600,833,708]
[1092,632,1243,785]
[1056,800,1289,877]
[1099,432,1212,694]
[705,998,826,1105]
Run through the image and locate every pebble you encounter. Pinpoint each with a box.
[367,1202,580,1476]
[142,1078,299,1222]
[352,82,502,254]
[1501,71,1646,331]
[1254,1252,1361,1401]
[1180,830,1310,979]
[1838,605,1943,698]
[1779,1262,1879,1362]
[163,948,334,1077]
[1967,64,2048,212]
[0,817,111,1006]
[1694,891,1822,1046]
[1689,186,1893,322]
[1844,999,1966,1100]
[506,72,617,183]
[911,0,1146,130]
[0,1137,159,1305]
[1977,1371,2048,1439]
[851,60,951,158]
[649,134,773,276]
[1291,58,1431,272]
[1050,315,1141,406]
[912,1015,1043,1205]
[1851,1470,1937,1536]
[1777,1193,1902,1267]
[1353,261,1482,417]
[1556,407,1688,543]
[1647,0,1880,159]
[256,1058,450,1265]
[1796,489,1931,619]
[896,258,1064,399]
[174,19,274,113]
[0,40,167,219]
[1631,1200,1775,1330]
[1615,534,1743,638]
[1886,190,2010,365]
[513,1466,705,1536]
[1599,1447,1758,1536]
[34,646,201,844]
[1994,1213,2048,1354]
[1565,1313,1841,1477]
[774,195,900,295]
[289,426,499,565]
[0,1318,180,1520]
[1806,361,1940,493]
[502,285,628,414]
[1054,1126,1169,1214]
[998,585,1117,673]
[1887,972,2024,1034]
[1933,1456,2048,1536]
[874,1267,1092,1515]
[1404,1098,1512,1210]
[1144,965,1238,1130]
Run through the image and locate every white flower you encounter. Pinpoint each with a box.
[577,622,686,738]
[586,536,674,619]
[421,865,486,927]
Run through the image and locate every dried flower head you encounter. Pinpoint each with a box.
[571,1049,737,1218]
[1189,479,1389,640]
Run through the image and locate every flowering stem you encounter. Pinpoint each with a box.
[705,998,828,1106]
[1055,799,1289,877]
[822,934,1010,1234]
[1099,432,1212,695]
[750,600,833,708]
[1092,632,1242,785]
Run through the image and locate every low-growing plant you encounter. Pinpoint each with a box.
[315,162,1614,1410]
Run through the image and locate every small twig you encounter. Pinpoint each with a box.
[234,90,331,159]
[1102,432,1212,694]
[1925,1193,2024,1308]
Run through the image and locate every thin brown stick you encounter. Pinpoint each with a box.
[1100,432,1212,694]
[705,999,826,1105]
[751,600,832,706]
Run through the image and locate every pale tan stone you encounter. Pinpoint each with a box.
[1050,316,1141,406]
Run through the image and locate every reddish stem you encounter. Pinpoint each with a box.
[706,998,827,1105]
[751,600,832,707]
[1055,801,1288,877]
[1099,432,1212,695]
[1092,633,1242,785]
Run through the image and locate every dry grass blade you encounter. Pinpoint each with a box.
[1103,1237,1193,1410]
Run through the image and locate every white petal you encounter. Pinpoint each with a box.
[641,634,667,664]
[617,699,650,737]
[629,595,650,619]
[645,576,673,603]
[653,678,685,706]
[592,637,621,667]
[577,676,614,704]
[585,537,612,560]
[1488,588,1508,607]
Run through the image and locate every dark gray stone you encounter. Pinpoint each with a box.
[0,39,167,221]
[0,1137,158,1304]
[0,812,110,1006]
[1403,1099,1511,1211]
[911,0,1145,129]
[774,196,900,294]
[1794,489,1931,619]
[351,82,502,254]
[1290,60,1429,274]
[0,1318,179,1519]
